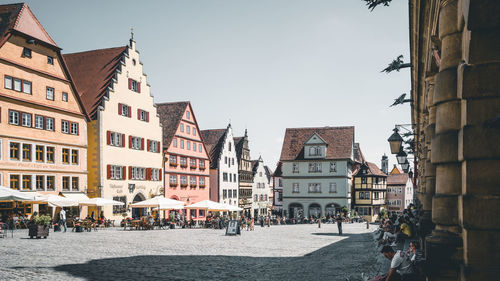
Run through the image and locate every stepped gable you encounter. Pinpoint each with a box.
[279,126,355,161]
[156,102,189,148]
[64,46,128,119]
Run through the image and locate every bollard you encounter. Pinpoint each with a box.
[366,221,369,229]
[318,220,321,228]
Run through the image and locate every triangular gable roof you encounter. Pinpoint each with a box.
[234,136,244,160]
[156,102,189,149]
[264,166,273,182]
[0,3,57,48]
[63,46,128,119]
[387,173,409,185]
[390,165,402,175]
[279,126,355,161]
[353,162,387,177]
[273,162,283,177]
[200,128,227,169]
[304,132,327,145]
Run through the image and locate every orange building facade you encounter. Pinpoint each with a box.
[0,4,88,215]
[157,102,210,220]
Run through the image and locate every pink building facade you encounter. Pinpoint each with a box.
[157,102,210,220]
[386,173,412,213]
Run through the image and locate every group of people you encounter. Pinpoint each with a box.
[370,204,423,281]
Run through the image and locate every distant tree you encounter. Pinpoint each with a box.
[363,0,393,11]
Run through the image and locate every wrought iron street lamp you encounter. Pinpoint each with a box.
[401,160,410,173]
[388,127,403,154]
[396,148,408,165]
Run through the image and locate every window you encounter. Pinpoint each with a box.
[223,189,228,199]
[169,155,177,166]
[45,117,54,131]
[109,165,124,180]
[190,176,197,187]
[131,167,147,180]
[329,183,337,193]
[192,142,196,151]
[292,183,299,193]
[190,158,197,168]
[9,110,19,125]
[46,146,55,163]
[62,176,70,191]
[62,148,70,164]
[14,78,21,91]
[193,128,196,136]
[199,160,205,169]
[225,157,227,164]
[254,194,258,201]
[180,176,188,186]
[109,132,123,147]
[46,176,55,190]
[21,113,31,127]
[173,138,177,147]
[186,126,190,134]
[186,111,190,119]
[22,47,32,58]
[119,104,131,117]
[199,144,202,152]
[35,145,44,162]
[228,142,232,151]
[71,177,79,191]
[233,190,237,198]
[46,87,54,100]
[130,79,139,92]
[22,175,32,190]
[308,183,321,193]
[308,162,322,173]
[199,210,205,217]
[359,191,370,200]
[10,142,20,160]
[180,123,184,132]
[22,81,31,94]
[36,175,44,191]
[130,136,143,150]
[148,140,159,153]
[292,163,299,173]
[62,92,68,102]
[47,56,54,65]
[190,209,197,218]
[180,140,184,149]
[61,120,69,133]
[169,175,177,186]
[22,144,31,161]
[330,162,337,172]
[180,157,187,167]
[278,179,283,187]
[309,146,322,156]
[199,177,205,187]
[138,109,149,122]
[223,173,228,182]
[361,177,367,184]
[35,115,44,129]
[70,123,79,135]
[151,169,161,181]
[113,196,127,214]
[10,175,20,190]
[4,75,12,89]
[71,149,78,164]
[187,141,191,150]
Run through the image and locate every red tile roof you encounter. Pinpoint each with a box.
[156,102,189,149]
[63,46,128,119]
[0,3,57,47]
[279,126,355,161]
[387,173,409,185]
[366,162,387,177]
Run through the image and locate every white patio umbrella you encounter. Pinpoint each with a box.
[0,186,35,202]
[184,200,234,211]
[130,196,185,209]
[45,194,78,207]
[81,198,125,207]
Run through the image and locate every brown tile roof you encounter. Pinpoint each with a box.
[63,46,128,119]
[156,102,189,149]
[387,173,409,185]
[279,126,355,161]
[0,3,57,47]
[353,162,387,177]
[200,129,227,168]
[353,143,365,163]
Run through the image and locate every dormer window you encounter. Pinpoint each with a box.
[47,56,54,65]
[22,47,32,58]
[309,146,322,156]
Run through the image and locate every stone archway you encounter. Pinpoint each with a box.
[325,203,340,218]
[132,193,146,218]
[308,203,321,218]
[288,203,304,219]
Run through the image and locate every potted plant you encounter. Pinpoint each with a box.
[29,215,51,238]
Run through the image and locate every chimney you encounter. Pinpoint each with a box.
[381,154,388,174]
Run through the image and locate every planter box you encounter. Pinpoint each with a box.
[28,224,49,239]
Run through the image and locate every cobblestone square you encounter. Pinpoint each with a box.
[0,223,382,281]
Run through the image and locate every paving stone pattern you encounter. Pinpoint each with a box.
[0,223,382,281]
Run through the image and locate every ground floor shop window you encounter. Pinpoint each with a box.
[357,207,371,216]
[113,196,127,214]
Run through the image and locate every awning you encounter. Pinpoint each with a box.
[61,192,90,204]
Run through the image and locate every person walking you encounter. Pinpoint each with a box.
[336,214,343,235]
[59,209,67,232]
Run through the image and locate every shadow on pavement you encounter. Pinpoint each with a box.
[45,233,378,281]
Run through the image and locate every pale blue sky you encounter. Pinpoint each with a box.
[25,0,411,170]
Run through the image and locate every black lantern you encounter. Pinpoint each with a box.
[401,160,410,172]
[388,127,403,154]
[408,169,414,179]
[396,148,408,165]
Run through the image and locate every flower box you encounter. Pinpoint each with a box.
[190,184,197,188]
[170,183,178,187]
[180,184,188,188]
[190,165,197,169]
[180,164,187,168]
[169,163,178,167]
[199,184,206,188]
[28,224,49,239]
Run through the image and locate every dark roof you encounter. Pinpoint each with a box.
[64,46,128,119]
[273,162,283,177]
[156,102,189,148]
[264,166,273,182]
[354,162,387,177]
[387,173,409,185]
[0,3,58,48]
[279,126,355,161]
[200,129,227,169]
[234,136,245,160]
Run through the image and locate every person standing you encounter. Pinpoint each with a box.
[59,209,67,232]
[336,214,343,235]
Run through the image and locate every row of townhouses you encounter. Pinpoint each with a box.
[0,3,273,221]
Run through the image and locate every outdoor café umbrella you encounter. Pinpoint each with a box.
[0,186,35,202]
[45,194,78,208]
[130,196,185,209]
[184,200,234,212]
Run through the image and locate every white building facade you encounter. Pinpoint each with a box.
[252,157,270,217]
[280,127,355,219]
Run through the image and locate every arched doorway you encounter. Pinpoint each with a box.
[325,203,340,218]
[308,203,321,218]
[132,193,146,218]
[288,203,304,219]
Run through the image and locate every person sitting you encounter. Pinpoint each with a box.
[379,245,416,281]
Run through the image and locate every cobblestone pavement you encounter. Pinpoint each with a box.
[0,223,382,281]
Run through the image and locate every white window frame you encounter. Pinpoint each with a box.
[62,92,68,102]
[4,75,12,89]
[46,87,54,100]
[21,113,31,127]
[35,116,44,129]
[45,117,54,131]
[329,182,337,193]
[292,183,299,193]
[9,110,19,125]
[70,123,79,135]
[61,120,69,133]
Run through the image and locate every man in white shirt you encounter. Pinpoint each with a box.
[59,209,67,232]
[380,245,416,281]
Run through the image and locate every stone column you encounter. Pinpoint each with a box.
[458,0,500,279]
[426,0,463,279]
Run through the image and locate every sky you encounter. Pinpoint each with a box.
[24,0,411,170]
